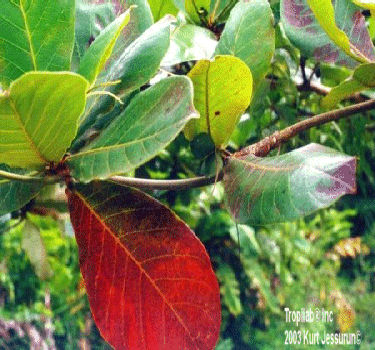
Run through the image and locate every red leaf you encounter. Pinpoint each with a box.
[67,182,221,350]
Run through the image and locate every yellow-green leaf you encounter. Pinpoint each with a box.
[307,0,373,63]
[322,63,375,108]
[78,10,131,85]
[0,72,89,168]
[185,55,252,147]
[352,0,375,9]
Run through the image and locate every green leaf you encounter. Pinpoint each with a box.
[78,9,131,85]
[223,143,357,225]
[185,0,211,24]
[149,0,179,21]
[74,1,115,66]
[0,0,75,87]
[0,72,89,168]
[22,218,53,281]
[67,76,198,182]
[0,164,43,215]
[184,55,252,147]
[162,24,218,66]
[281,0,375,66]
[322,63,375,108]
[72,17,172,151]
[215,0,275,88]
[307,0,371,63]
[217,264,243,316]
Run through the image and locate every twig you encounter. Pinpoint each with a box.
[237,99,375,157]
[0,170,59,183]
[110,174,223,191]
[297,81,331,95]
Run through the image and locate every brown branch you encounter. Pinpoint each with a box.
[237,99,375,158]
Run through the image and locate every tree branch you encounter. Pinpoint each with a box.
[109,174,223,191]
[237,99,375,157]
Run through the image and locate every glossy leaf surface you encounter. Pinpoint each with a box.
[352,0,375,8]
[281,0,375,66]
[67,181,221,349]
[73,16,172,151]
[162,24,218,66]
[67,76,197,181]
[149,0,179,21]
[0,72,89,168]
[223,143,357,225]
[184,55,252,147]
[78,10,131,85]
[0,0,75,87]
[215,0,275,87]
[322,63,375,108]
[0,164,43,215]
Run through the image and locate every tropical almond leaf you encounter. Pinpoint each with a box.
[215,0,275,88]
[67,181,221,349]
[0,164,43,215]
[322,63,375,108]
[352,0,375,9]
[67,76,198,182]
[280,0,375,66]
[22,218,53,281]
[0,0,75,87]
[149,0,179,21]
[307,0,374,63]
[73,16,172,152]
[161,24,218,66]
[0,72,89,168]
[78,9,132,85]
[184,55,252,147]
[223,143,357,225]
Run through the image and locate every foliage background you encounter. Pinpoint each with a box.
[1,0,375,349]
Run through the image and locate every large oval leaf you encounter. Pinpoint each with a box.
[0,0,75,87]
[162,24,218,66]
[0,72,89,168]
[184,55,252,147]
[67,181,221,349]
[0,164,43,215]
[215,0,275,88]
[280,0,375,66]
[224,143,357,225]
[67,76,197,181]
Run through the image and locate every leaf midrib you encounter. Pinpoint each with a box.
[75,190,201,349]
[8,97,46,164]
[19,0,37,70]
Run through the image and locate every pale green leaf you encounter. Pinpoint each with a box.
[67,76,198,182]
[224,144,357,225]
[162,24,218,66]
[215,0,275,87]
[322,63,375,108]
[185,55,252,147]
[0,72,89,168]
[22,219,53,280]
[78,10,131,85]
[0,0,75,87]
[0,164,43,215]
